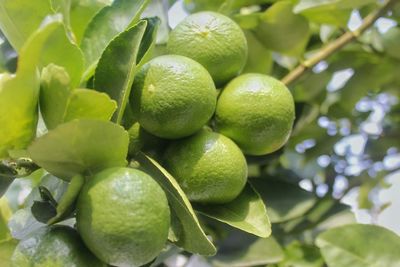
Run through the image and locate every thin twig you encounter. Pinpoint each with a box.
[281,0,399,86]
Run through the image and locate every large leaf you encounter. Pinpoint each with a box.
[69,0,112,44]
[0,21,65,158]
[242,31,272,75]
[80,0,150,78]
[294,0,376,26]
[316,224,400,267]
[250,179,316,223]
[254,1,310,55]
[136,153,216,256]
[211,234,284,267]
[28,119,129,181]
[0,0,53,51]
[94,20,147,123]
[40,65,117,129]
[194,183,271,238]
[278,241,324,267]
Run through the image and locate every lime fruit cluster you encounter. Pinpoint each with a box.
[129,11,295,204]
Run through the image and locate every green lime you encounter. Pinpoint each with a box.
[130,55,217,139]
[164,129,247,204]
[76,167,170,267]
[215,73,295,155]
[167,11,248,85]
[11,225,105,267]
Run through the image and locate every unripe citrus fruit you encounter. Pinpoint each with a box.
[164,129,247,204]
[215,73,295,155]
[11,226,105,267]
[76,167,170,267]
[130,55,217,139]
[167,11,248,85]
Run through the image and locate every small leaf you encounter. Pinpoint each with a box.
[40,64,71,130]
[251,179,316,223]
[28,119,129,181]
[80,0,151,78]
[48,174,84,224]
[136,152,216,256]
[0,197,12,242]
[316,224,400,267]
[94,20,148,123]
[0,239,18,267]
[0,0,53,51]
[64,89,117,122]
[194,183,271,238]
[254,1,310,55]
[31,200,57,224]
[212,235,284,267]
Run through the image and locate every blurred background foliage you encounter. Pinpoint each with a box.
[0,0,400,266]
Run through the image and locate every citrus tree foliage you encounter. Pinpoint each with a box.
[1,0,400,266]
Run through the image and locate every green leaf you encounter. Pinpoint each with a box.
[80,0,150,79]
[40,64,71,130]
[0,239,18,267]
[278,241,324,267]
[37,19,84,87]
[212,236,284,267]
[254,1,310,55]
[70,0,112,44]
[0,21,66,158]
[382,27,400,60]
[40,65,117,129]
[28,119,129,181]
[31,200,57,224]
[293,0,376,26]
[194,183,271,238]
[137,17,161,68]
[316,224,400,267]
[136,153,216,256]
[0,197,12,242]
[64,89,117,122]
[233,13,262,30]
[250,179,316,223]
[48,174,84,224]
[94,20,147,123]
[0,0,53,51]
[242,31,272,75]
[31,174,84,225]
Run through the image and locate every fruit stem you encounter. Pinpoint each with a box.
[281,0,398,86]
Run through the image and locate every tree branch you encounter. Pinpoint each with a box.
[281,0,398,86]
